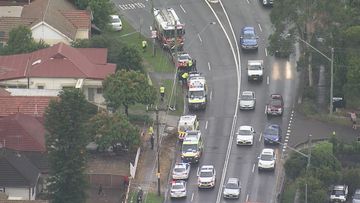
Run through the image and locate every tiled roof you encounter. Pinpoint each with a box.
[0,113,46,152]
[61,10,91,29]
[22,151,49,174]
[0,88,10,96]
[0,17,37,41]
[0,42,116,80]
[0,96,55,117]
[0,149,40,187]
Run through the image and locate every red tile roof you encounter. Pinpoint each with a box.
[0,96,56,117]
[0,17,37,41]
[0,113,46,152]
[61,10,91,29]
[0,88,10,96]
[0,42,116,81]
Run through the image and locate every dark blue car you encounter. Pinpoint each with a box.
[263,124,282,145]
[240,26,258,50]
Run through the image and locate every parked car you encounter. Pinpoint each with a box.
[352,189,360,203]
[260,0,273,6]
[172,163,190,180]
[198,165,216,189]
[265,94,284,116]
[240,26,259,50]
[170,180,187,198]
[330,185,348,202]
[223,178,241,199]
[236,125,255,146]
[109,15,122,31]
[239,91,256,110]
[258,148,276,171]
[263,124,282,145]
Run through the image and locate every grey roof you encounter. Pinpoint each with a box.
[0,149,40,187]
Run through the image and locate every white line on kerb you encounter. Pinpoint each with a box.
[246,194,250,202]
[208,62,211,71]
[205,121,208,129]
[191,192,194,202]
[252,164,255,173]
[265,48,268,56]
[180,4,186,13]
[267,76,270,85]
[259,132,262,142]
[258,23,262,32]
[198,33,203,43]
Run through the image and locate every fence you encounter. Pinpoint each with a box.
[87,173,124,188]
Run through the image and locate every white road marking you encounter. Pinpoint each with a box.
[191,192,194,202]
[210,91,213,101]
[180,4,186,13]
[198,33,202,43]
[205,120,208,129]
[252,164,255,172]
[246,0,250,4]
[208,62,211,70]
[246,194,250,202]
[259,132,262,142]
[264,106,267,114]
[197,166,199,175]
[265,47,268,56]
[267,76,270,85]
[286,133,290,136]
[258,23,262,32]
[288,126,291,129]
[287,129,291,133]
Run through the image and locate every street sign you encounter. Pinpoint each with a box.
[151,30,157,39]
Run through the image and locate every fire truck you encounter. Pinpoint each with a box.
[153,8,185,50]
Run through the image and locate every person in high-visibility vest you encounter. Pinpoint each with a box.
[160,85,165,101]
[187,60,193,72]
[142,40,147,52]
[181,72,189,87]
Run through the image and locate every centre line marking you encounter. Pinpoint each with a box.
[246,194,250,202]
[208,62,211,70]
[265,47,268,56]
[191,193,194,201]
[205,121,208,129]
[197,33,202,43]
[259,132,262,142]
[258,23,262,32]
[267,76,270,85]
[252,164,255,172]
[180,5,186,13]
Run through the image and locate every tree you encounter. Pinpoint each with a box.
[103,70,156,116]
[0,25,49,55]
[89,111,140,152]
[72,34,144,71]
[45,89,97,203]
[70,0,89,9]
[88,0,114,30]
[297,176,328,203]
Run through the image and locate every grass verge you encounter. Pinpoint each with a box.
[128,192,164,203]
[281,180,297,203]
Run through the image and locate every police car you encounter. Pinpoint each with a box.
[170,180,187,198]
[172,163,190,180]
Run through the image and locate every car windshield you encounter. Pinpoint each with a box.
[244,31,256,39]
[270,99,282,106]
[164,29,185,37]
[238,130,251,135]
[182,144,198,152]
[225,182,238,189]
[249,65,262,70]
[190,91,204,98]
[111,18,120,23]
[265,127,278,135]
[332,190,345,196]
[172,184,184,190]
[200,171,213,177]
[261,154,274,161]
[174,167,185,173]
[241,94,253,100]
[179,54,189,60]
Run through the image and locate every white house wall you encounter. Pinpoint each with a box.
[32,24,71,45]
[5,187,35,200]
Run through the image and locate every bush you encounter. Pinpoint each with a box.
[298,98,318,115]
[128,114,153,124]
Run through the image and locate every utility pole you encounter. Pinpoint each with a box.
[146,105,167,196]
[330,48,334,115]
[305,134,312,203]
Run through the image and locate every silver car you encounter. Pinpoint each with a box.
[353,189,360,203]
[170,180,187,198]
[239,91,256,110]
[223,178,241,199]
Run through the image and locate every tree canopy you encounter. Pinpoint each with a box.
[44,89,97,203]
[89,111,140,152]
[0,25,49,55]
[102,70,156,116]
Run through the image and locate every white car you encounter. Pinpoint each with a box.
[172,163,190,180]
[258,148,276,171]
[223,178,241,199]
[109,15,122,31]
[239,91,256,110]
[236,125,255,145]
[330,185,348,202]
[170,180,187,198]
[198,165,216,188]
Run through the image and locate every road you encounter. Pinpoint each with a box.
[113,0,300,202]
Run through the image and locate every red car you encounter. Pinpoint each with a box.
[266,94,284,116]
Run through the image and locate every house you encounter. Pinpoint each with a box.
[0,42,116,105]
[0,149,41,200]
[0,0,91,46]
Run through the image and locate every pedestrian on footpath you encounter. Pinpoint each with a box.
[142,40,147,52]
[350,111,357,129]
[98,184,103,196]
[150,133,154,150]
[160,85,165,102]
[123,175,129,189]
[148,126,154,136]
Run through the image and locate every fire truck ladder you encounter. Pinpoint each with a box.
[160,9,176,26]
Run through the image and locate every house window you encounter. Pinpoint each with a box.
[0,188,4,192]
[37,85,44,89]
[62,86,74,90]
[97,88,103,94]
